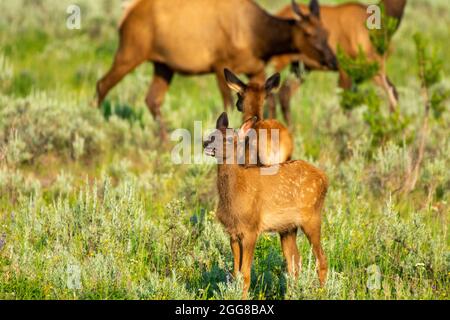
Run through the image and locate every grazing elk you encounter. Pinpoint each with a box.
[224,68,293,166]
[96,0,336,140]
[271,0,408,125]
[203,112,329,299]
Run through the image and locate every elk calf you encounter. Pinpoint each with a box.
[204,112,328,299]
[224,69,294,166]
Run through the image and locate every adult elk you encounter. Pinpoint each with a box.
[96,0,336,140]
[203,112,329,299]
[224,68,293,166]
[271,0,408,125]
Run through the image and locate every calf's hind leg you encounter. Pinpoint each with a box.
[230,237,242,278]
[280,228,301,277]
[145,63,174,142]
[301,217,327,286]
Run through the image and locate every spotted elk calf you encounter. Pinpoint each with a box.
[203,112,329,299]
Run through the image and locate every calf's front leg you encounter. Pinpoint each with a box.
[240,234,257,299]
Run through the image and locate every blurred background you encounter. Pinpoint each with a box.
[0,0,448,300]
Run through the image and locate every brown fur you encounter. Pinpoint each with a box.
[241,83,266,121]
[224,69,294,166]
[204,112,328,299]
[383,0,407,23]
[254,119,294,166]
[271,0,407,125]
[119,0,141,28]
[96,0,336,140]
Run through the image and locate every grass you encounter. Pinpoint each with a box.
[0,0,449,300]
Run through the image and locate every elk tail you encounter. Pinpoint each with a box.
[381,0,407,30]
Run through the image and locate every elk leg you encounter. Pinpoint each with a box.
[145,63,174,142]
[387,77,399,102]
[96,57,145,108]
[96,38,148,107]
[240,234,257,299]
[279,79,301,127]
[230,237,241,278]
[280,228,301,277]
[383,75,398,112]
[216,71,234,111]
[301,218,327,286]
[374,74,399,112]
[338,70,352,90]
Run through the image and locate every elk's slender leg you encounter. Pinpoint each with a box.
[145,62,174,142]
[96,49,147,107]
[386,76,399,102]
[240,233,257,299]
[280,228,301,277]
[301,217,327,286]
[374,74,399,112]
[216,70,234,111]
[230,237,241,278]
[338,70,352,90]
[278,79,300,127]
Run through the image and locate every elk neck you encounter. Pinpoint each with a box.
[252,12,299,61]
[217,161,240,181]
[216,162,240,204]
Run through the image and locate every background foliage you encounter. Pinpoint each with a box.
[0,0,449,299]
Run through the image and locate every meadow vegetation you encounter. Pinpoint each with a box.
[0,0,448,299]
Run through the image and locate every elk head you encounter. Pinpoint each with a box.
[291,0,338,70]
[203,112,258,163]
[224,69,280,120]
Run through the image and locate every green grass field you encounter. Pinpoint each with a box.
[0,0,449,299]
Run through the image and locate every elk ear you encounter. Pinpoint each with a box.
[238,116,258,139]
[309,0,321,18]
[224,68,246,94]
[216,112,229,130]
[292,0,306,20]
[265,73,281,94]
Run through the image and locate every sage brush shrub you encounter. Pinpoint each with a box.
[0,93,107,163]
[0,167,42,203]
[337,48,408,150]
[336,47,379,88]
[0,54,14,92]
[0,93,159,167]
[369,3,399,56]
[413,32,449,118]
[401,32,449,193]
